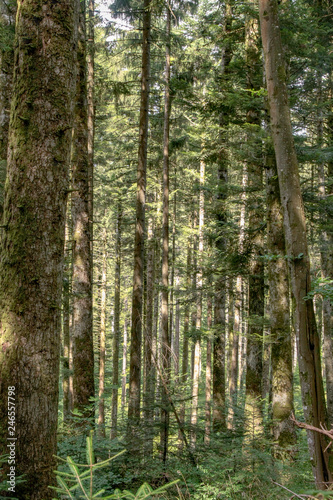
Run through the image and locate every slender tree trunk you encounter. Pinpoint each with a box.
[227,279,237,429]
[72,0,94,418]
[205,286,213,444]
[111,204,122,439]
[244,2,265,438]
[63,218,72,421]
[317,32,333,426]
[170,186,176,372]
[144,213,155,453]
[229,165,247,425]
[128,0,151,435]
[98,228,107,437]
[266,147,295,448]
[87,0,94,259]
[0,0,15,214]
[260,0,331,486]
[0,0,76,496]
[174,273,180,378]
[122,297,129,413]
[160,7,171,461]
[213,1,232,432]
[190,160,205,447]
[322,157,333,426]
[179,219,192,447]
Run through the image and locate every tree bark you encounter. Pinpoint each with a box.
[127,0,151,436]
[266,147,295,448]
[143,212,155,454]
[63,217,72,421]
[179,218,192,447]
[72,0,95,418]
[205,286,213,443]
[212,0,232,432]
[259,0,331,487]
[111,204,122,439]
[160,6,171,461]
[0,0,15,214]
[244,1,265,438]
[190,160,204,447]
[0,0,76,496]
[98,227,107,437]
[122,297,129,413]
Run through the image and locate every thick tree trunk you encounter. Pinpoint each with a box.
[266,148,295,448]
[128,0,151,435]
[111,205,122,439]
[72,0,95,418]
[260,0,331,487]
[0,0,76,497]
[98,228,107,437]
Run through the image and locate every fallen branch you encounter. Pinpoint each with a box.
[290,413,333,443]
[272,480,322,499]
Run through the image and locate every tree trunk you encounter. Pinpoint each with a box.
[244,2,265,438]
[0,0,76,496]
[266,147,295,448]
[143,213,155,454]
[317,31,333,426]
[98,227,107,437]
[212,1,232,432]
[87,0,94,259]
[160,6,171,461]
[179,218,192,447]
[0,0,15,214]
[260,0,331,487]
[190,160,205,447]
[72,0,95,418]
[127,0,151,435]
[63,218,72,421]
[122,297,129,413]
[111,204,122,439]
[205,286,213,444]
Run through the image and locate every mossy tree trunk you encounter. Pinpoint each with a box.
[244,2,265,438]
[0,0,15,213]
[127,0,151,439]
[260,0,332,487]
[0,0,76,497]
[63,216,73,421]
[266,147,295,448]
[213,0,232,432]
[71,0,95,418]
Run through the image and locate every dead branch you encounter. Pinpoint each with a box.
[290,413,333,442]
